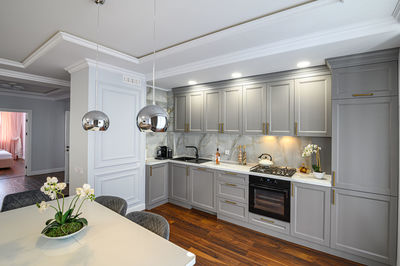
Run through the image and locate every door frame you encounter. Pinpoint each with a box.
[0,108,32,176]
[64,110,70,183]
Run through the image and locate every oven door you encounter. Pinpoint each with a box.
[249,183,290,222]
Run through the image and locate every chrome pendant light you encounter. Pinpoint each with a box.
[82,0,110,132]
[136,0,169,133]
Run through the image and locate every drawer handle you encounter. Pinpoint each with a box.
[332,171,335,187]
[225,183,237,187]
[260,217,275,224]
[352,93,374,97]
[225,172,237,176]
[332,189,335,205]
[150,166,152,176]
[197,167,206,171]
[262,122,265,135]
[294,122,298,136]
[266,122,269,135]
[224,200,237,205]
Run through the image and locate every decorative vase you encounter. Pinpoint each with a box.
[313,172,326,179]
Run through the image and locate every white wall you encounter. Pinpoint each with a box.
[0,94,67,174]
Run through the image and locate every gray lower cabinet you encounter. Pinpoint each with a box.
[243,83,266,134]
[330,188,397,265]
[146,163,168,208]
[290,182,330,246]
[266,80,294,136]
[332,97,398,196]
[294,75,331,137]
[216,197,248,222]
[190,167,216,212]
[169,163,190,203]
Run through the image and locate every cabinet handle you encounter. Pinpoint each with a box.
[260,217,275,224]
[224,200,237,205]
[332,171,335,187]
[186,166,189,177]
[225,183,237,187]
[186,123,190,132]
[291,183,294,197]
[262,122,266,135]
[352,93,374,97]
[150,166,152,176]
[332,189,335,205]
[221,123,224,133]
[266,122,269,135]
[225,172,237,176]
[218,123,221,133]
[294,122,298,136]
[197,167,206,171]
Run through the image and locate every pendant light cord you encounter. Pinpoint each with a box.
[95,3,100,110]
[152,0,156,105]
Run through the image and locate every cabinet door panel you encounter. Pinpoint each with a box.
[174,95,187,132]
[291,183,330,246]
[266,80,294,136]
[332,97,398,196]
[204,90,221,133]
[170,164,189,202]
[188,92,203,132]
[243,84,266,134]
[222,87,242,134]
[330,189,397,265]
[295,76,331,136]
[190,168,215,212]
[147,164,168,205]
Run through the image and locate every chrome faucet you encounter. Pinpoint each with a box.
[185,146,199,159]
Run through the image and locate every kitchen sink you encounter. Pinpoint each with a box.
[172,157,211,164]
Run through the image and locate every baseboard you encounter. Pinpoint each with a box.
[28,167,65,176]
[146,199,168,210]
[127,203,146,213]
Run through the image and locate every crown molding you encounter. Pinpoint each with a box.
[0,89,64,101]
[0,58,24,68]
[146,84,171,92]
[0,68,70,87]
[148,17,400,81]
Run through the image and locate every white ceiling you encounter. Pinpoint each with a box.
[0,0,399,91]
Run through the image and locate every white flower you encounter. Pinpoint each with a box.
[56,182,67,191]
[76,187,84,198]
[82,184,91,194]
[37,201,49,213]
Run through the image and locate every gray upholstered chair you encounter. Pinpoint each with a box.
[95,195,128,216]
[1,190,51,212]
[126,211,170,240]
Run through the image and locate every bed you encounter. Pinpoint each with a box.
[0,150,12,169]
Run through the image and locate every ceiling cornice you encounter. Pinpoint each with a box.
[0,68,70,87]
[147,16,400,81]
[0,89,67,101]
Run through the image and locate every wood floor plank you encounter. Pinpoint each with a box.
[149,203,362,266]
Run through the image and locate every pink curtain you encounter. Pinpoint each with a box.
[0,112,25,159]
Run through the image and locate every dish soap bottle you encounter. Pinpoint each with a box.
[242,145,247,165]
[238,145,242,165]
[215,148,221,165]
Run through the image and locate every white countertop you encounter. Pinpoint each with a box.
[0,197,195,266]
[146,158,331,187]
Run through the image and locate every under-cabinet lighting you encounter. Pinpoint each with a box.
[297,61,310,68]
[188,80,197,85]
[231,72,242,78]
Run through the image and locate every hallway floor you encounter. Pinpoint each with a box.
[0,159,25,180]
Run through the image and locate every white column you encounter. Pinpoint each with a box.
[67,60,146,211]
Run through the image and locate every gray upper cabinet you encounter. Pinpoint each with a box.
[188,92,204,132]
[243,84,266,135]
[327,49,399,100]
[294,75,331,137]
[169,163,190,203]
[291,182,330,247]
[204,90,222,133]
[190,167,216,212]
[332,97,398,196]
[174,94,187,132]
[330,188,397,265]
[266,80,294,136]
[221,86,242,134]
[146,163,168,208]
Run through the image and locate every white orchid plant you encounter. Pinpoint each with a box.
[36,177,95,236]
[302,144,322,172]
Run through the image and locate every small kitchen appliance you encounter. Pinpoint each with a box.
[155,146,168,160]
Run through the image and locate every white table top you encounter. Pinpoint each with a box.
[0,198,195,266]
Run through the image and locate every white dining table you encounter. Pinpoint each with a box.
[0,197,196,266]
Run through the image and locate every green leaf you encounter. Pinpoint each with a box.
[55,211,63,224]
[76,218,88,226]
[61,209,73,224]
[41,221,59,234]
[45,219,54,225]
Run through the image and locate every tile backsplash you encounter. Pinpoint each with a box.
[145,88,331,173]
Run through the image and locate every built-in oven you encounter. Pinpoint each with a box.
[249,175,291,222]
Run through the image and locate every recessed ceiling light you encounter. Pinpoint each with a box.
[231,72,242,78]
[188,80,197,85]
[297,61,311,68]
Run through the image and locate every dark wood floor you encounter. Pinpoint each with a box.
[149,203,361,266]
[0,159,25,180]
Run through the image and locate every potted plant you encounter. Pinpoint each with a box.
[36,177,95,239]
[301,144,325,179]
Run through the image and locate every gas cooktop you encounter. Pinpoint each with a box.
[250,165,297,177]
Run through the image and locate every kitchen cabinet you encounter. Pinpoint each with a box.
[294,75,331,137]
[204,89,222,133]
[249,212,289,235]
[190,167,216,212]
[290,182,330,246]
[330,188,397,265]
[174,92,203,132]
[146,163,168,209]
[169,163,190,203]
[216,197,248,222]
[243,84,266,134]
[266,80,294,136]
[332,97,398,196]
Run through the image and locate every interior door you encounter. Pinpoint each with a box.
[64,111,70,183]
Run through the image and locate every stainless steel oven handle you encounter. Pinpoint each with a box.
[249,184,289,199]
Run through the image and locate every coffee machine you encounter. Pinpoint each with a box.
[156,146,172,160]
